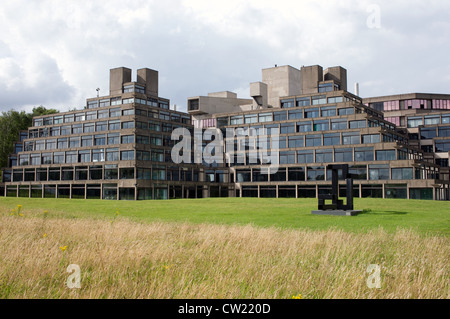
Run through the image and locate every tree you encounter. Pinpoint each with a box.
[0,106,59,170]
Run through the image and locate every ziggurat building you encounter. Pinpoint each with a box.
[1,64,449,200]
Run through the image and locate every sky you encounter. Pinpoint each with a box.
[0,0,449,113]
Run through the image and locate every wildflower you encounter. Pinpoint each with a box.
[17,205,22,209]
[59,246,68,252]
[44,210,48,214]
[163,264,174,270]
[292,294,303,299]
[43,233,48,238]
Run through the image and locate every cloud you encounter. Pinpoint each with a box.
[0,0,449,113]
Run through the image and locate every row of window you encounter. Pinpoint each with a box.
[235,165,435,182]
[3,165,201,183]
[227,132,404,150]
[87,96,169,110]
[29,120,134,138]
[33,108,134,127]
[279,95,345,108]
[135,108,191,124]
[22,132,171,152]
[406,114,450,128]
[16,148,173,166]
[419,126,450,139]
[370,99,450,112]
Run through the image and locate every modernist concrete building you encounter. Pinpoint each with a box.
[0,67,232,200]
[1,64,449,200]
[188,65,450,200]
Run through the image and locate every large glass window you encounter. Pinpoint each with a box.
[307,166,325,180]
[369,164,389,180]
[296,97,310,107]
[305,134,321,147]
[297,121,312,132]
[288,135,304,148]
[297,150,314,163]
[362,134,380,144]
[311,95,326,105]
[323,133,340,146]
[375,150,396,161]
[305,108,319,118]
[281,99,295,108]
[273,111,287,121]
[313,120,329,131]
[280,151,296,164]
[288,110,303,120]
[355,147,373,162]
[321,106,336,117]
[420,127,437,139]
[391,168,413,180]
[315,149,333,163]
[342,132,360,145]
[331,119,347,130]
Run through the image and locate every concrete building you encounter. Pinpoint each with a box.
[188,65,449,200]
[1,64,449,200]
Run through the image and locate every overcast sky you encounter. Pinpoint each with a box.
[0,0,449,113]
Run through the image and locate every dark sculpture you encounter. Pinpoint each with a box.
[318,164,353,211]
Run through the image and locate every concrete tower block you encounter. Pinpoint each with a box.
[110,67,132,95]
[137,68,159,96]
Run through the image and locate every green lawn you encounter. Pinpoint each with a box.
[1,197,449,236]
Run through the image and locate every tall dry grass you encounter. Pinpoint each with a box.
[0,213,448,299]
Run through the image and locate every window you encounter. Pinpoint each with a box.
[50,127,60,136]
[280,151,296,164]
[87,101,98,109]
[78,150,90,163]
[297,150,314,163]
[281,99,295,108]
[273,111,287,121]
[123,109,135,116]
[119,168,135,179]
[391,168,413,180]
[149,121,161,131]
[75,113,85,122]
[362,134,380,144]
[136,135,149,144]
[307,166,325,180]
[305,134,321,147]
[280,123,296,134]
[151,150,164,162]
[107,133,120,145]
[152,166,166,180]
[311,95,326,105]
[84,123,95,133]
[297,121,312,132]
[35,140,45,150]
[94,134,106,146]
[72,124,82,134]
[42,153,52,164]
[230,115,243,125]
[313,120,329,131]
[244,114,257,124]
[122,121,135,129]
[57,138,68,149]
[318,83,333,93]
[321,106,336,117]
[121,135,134,144]
[106,148,119,161]
[305,108,319,118]
[288,110,303,120]
[323,133,340,146]
[338,108,354,115]
[331,119,347,130]
[64,114,74,123]
[98,109,109,118]
[159,111,170,121]
[342,132,360,145]
[69,137,80,148]
[53,152,64,164]
[327,96,343,104]
[81,135,93,147]
[296,97,310,107]
[288,135,304,148]
[122,98,134,105]
[420,127,437,139]
[349,120,366,129]
[86,111,97,121]
[136,121,148,129]
[109,107,121,117]
[258,113,272,123]
[92,149,105,162]
[96,121,107,132]
[375,150,396,161]
[315,149,333,163]
[407,117,423,128]
[54,116,63,124]
[109,120,120,130]
[65,151,77,164]
[349,165,367,180]
[435,140,450,152]
[369,164,389,180]
[150,135,162,146]
[438,126,450,137]
[136,150,150,161]
[104,165,118,180]
[355,147,373,162]
[61,125,71,135]
[424,116,440,125]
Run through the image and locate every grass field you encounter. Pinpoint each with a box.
[0,197,448,299]
[0,197,449,235]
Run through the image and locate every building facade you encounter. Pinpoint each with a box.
[1,65,449,200]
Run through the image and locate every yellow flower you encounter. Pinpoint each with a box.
[43,233,48,238]
[292,294,303,299]
[59,246,68,252]
[18,213,24,217]
[44,210,48,214]
[17,205,22,209]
